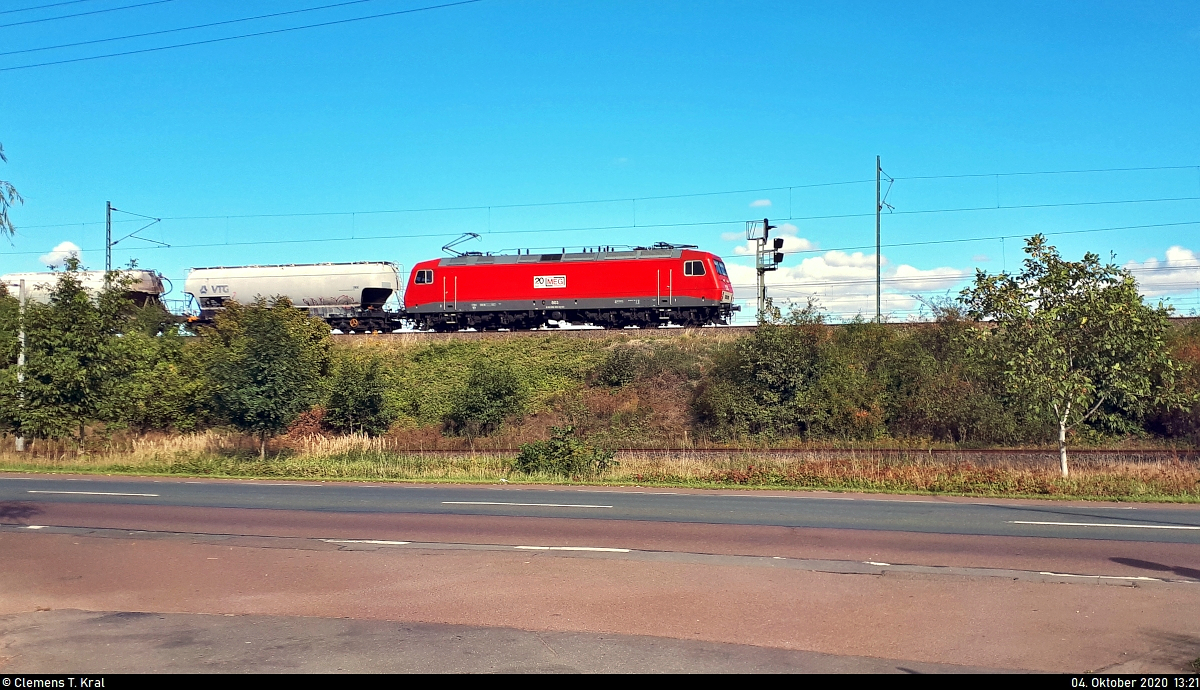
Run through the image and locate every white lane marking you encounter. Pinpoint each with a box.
[865,561,891,566]
[1038,571,1163,581]
[1010,520,1200,530]
[24,525,46,530]
[515,546,630,553]
[321,539,411,546]
[442,501,613,508]
[27,490,159,497]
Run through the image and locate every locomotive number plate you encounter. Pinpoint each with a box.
[533,275,567,289]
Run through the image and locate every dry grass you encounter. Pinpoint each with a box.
[613,450,1200,501]
[1,432,1197,501]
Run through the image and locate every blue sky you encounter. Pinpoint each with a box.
[2,0,1199,321]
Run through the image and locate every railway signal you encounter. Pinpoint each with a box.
[746,218,785,322]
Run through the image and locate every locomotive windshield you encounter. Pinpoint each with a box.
[713,259,728,277]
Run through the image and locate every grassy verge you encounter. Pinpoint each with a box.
[2,434,1197,502]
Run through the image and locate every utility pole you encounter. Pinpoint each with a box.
[14,279,25,452]
[103,203,165,276]
[106,199,112,272]
[875,156,881,324]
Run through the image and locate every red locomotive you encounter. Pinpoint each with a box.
[404,243,737,331]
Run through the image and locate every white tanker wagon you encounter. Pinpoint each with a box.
[1,270,167,307]
[183,262,405,333]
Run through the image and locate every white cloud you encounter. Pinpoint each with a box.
[726,245,967,321]
[749,199,772,208]
[40,241,81,268]
[1125,246,1200,298]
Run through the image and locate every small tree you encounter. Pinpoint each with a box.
[198,297,330,458]
[961,235,1186,476]
[0,260,131,445]
[325,352,396,436]
[0,283,19,437]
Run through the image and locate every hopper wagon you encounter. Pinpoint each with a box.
[183,262,404,332]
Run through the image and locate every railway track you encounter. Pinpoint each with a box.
[330,325,759,341]
[362,447,1199,461]
[331,317,1199,341]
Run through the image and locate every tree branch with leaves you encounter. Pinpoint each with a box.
[0,142,23,238]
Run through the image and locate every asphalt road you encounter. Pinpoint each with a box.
[3,474,1199,543]
[2,474,1199,673]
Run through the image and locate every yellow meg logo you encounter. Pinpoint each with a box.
[534,275,567,289]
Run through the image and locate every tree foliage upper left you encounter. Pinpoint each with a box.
[0,142,22,238]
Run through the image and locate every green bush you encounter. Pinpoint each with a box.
[515,425,617,476]
[594,345,647,387]
[193,297,331,457]
[101,329,209,433]
[325,352,397,435]
[445,362,525,437]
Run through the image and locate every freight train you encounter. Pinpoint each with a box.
[4,242,737,332]
[181,243,736,331]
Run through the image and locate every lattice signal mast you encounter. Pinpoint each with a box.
[746,218,785,322]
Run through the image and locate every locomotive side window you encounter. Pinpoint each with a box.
[713,259,729,277]
[415,269,433,284]
[684,260,706,276]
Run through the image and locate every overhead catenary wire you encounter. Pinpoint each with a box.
[134,265,1200,292]
[14,162,1195,229]
[0,0,174,28]
[0,0,489,72]
[730,264,1200,292]
[8,218,1200,263]
[892,165,1200,181]
[0,0,383,57]
[12,196,1200,256]
[0,0,100,15]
